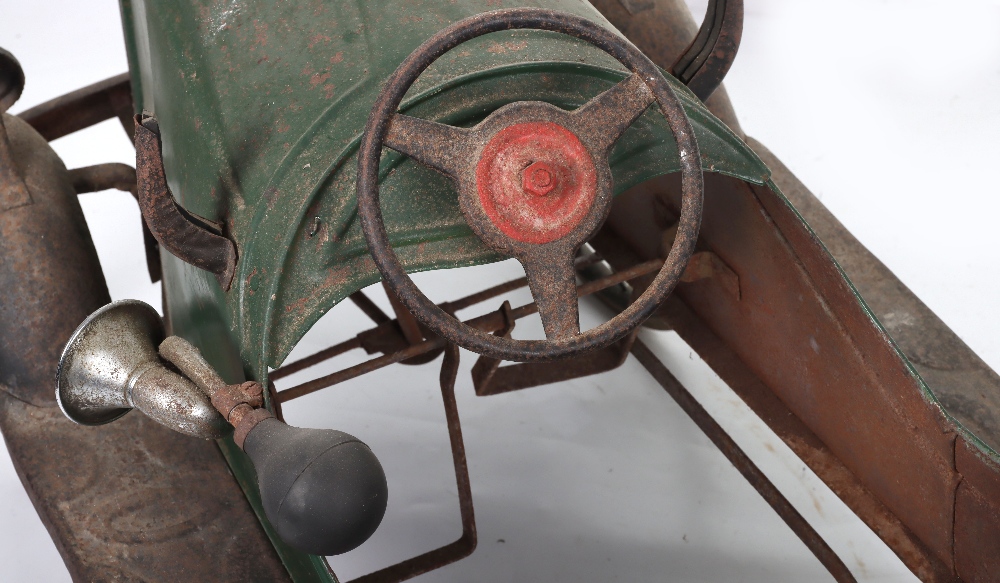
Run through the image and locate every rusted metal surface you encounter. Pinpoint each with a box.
[17,72,133,142]
[349,343,476,583]
[954,440,1000,581]
[670,0,743,102]
[593,167,984,578]
[631,339,857,583]
[358,8,703,361]
[218,386,267,435]
[276,338,447,403]
[6,71,156,280]
[119,0,765,376]
[159,335,272,446]
[211,381,266,421]
[271,338,364,383]
[680,250,740,299]
[349,291,391,325]
[381,282,424,347]
[589,0,743,134]
[268,237,891,581]
[11,1,997,579]
[656,294,956,581]
[68,162,162,282]
[440,277,530,313]
[0,113,107,407]
[231,407,275,449]
[380,281,442,365]
[470,301,516,394]
[69,162,137,195]
[134,114,238,291]
[751,137,1000,464]
[472,303,639,396]
[585,2,997,578]
[0,101,289,580]
[0,395,293,582]
[273,258,664,403]
[436,254,598,316]
[750,137,1000,581]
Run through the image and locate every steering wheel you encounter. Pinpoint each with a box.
[357,8,704,362]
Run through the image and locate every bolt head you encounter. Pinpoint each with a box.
[522,161,558,197]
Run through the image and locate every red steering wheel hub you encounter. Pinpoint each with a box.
[475,121,597,245]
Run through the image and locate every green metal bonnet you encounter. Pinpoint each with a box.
[119,0,768,372]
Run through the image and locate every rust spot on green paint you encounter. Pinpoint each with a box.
[486,40,529,54]
[252,20,269,48]
[309,72,331,88]
[308,33,332,49]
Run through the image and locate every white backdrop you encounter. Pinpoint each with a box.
[1,0,998,581]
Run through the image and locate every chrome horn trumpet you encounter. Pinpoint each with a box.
[56,300,230,439]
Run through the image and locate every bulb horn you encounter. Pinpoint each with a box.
[159,335,389,556]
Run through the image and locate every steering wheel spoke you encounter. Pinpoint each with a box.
[571,73,655,153]
[384,113,472,179]
[521,253,581,340]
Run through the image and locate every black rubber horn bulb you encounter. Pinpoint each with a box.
[243,419,389,556]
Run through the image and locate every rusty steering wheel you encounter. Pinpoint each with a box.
[357,8,704,362]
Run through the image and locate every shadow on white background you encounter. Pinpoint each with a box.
[2,0,998,580]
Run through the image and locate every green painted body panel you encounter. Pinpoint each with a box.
[118,0,768,579]
[118,0,768,371]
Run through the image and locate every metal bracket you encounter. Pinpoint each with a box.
[17,72,134,142]
[348,343,477,583]
[134,114,237,290]
[68,163,162,283]
[472,301,639,396]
